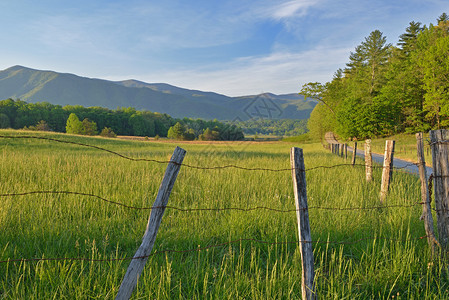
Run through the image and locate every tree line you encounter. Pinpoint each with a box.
[302,13,449,140]
[230,118,308,137]
[0,99,244,140]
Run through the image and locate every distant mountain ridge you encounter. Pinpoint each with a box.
[0,65,316,120]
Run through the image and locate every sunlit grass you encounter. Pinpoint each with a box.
[349,133,432,166]
[0,129,446,299]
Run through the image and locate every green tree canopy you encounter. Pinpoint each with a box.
[82,118,98,136]
[167,122,185,140]
[65,113,84,134]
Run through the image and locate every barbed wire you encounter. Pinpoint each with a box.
[0,135,421,172]
[0,135,434,267]
[0,235,429,264]
[0,190,426,212]
[0,134,170,164]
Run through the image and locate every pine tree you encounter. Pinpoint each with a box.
[398,21,424,54]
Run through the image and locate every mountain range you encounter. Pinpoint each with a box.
[0,65,316,120]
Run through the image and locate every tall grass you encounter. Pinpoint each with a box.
[352,133,433,166]
[0,129,447,299]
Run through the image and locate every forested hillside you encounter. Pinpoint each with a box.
[304,13,449,140]
[0,66,315,121]
[0,99,244,140]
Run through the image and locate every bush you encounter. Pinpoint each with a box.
[100,127,117,138]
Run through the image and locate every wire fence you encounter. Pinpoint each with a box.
[0,134,420,172]
[0,134,432,266]
[0,235,429,265]
[0,190,427,212]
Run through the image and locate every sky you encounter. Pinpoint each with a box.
[0,0,447,96]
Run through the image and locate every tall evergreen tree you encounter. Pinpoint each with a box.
[398,21,424,54]
[360,30,391,95]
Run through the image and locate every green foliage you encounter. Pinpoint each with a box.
[417,24,449,128]
[25,120,52,131]
[167,122,186,140]
[231,118,307,137]
[65,113,84,134]
[306,13,449,140]
[99,127,117,138]
[82,118,98,136]
[0,99,244,140]
[308,103,336,140]
[199,127,220,141]
[0,113,10,128]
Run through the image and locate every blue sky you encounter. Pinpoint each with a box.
[0,0,447,96]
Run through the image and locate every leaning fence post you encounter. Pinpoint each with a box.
[290,147,316,300]
[429,130,449,249]
[365,139,373,182]
[115,146,186,300]
[380,140,395,203]
[416,133,439,252]
[352,142,357,167]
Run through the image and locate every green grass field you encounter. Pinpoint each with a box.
[0,129,447,299]
[343,133,433,167]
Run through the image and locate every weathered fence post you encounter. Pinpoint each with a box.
[115,146,186,300]
[416,133,439,252]
[380,140,395,203]
[340,144,344,158]
[365,139,373,182]
[429,130,449,249]
[352,142,357,167]
[290,147,316,300]
[344,143,348,159]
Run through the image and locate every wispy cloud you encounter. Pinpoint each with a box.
[271,0,319,19]
[119,45,350,96]
[2,0,448,96]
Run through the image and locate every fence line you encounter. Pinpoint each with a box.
[0,190,427,212]
[0,135,419,172]
[0,235,429,265]
[0,133,435,299]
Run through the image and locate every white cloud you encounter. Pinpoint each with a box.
[271,0,318,19]
[119,45,350,96]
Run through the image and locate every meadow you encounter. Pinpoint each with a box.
[0,129,447,299]
[345,133,433,167]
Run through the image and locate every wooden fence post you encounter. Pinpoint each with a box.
[380,140,395,203]
[340,144,344,158]
[290,147,316,300]
[416,133,439,252]
[365,139,373,182]
[429,130,449,249]
[115,146,187,300]
[344,143,348,159]
[352,142,357,167]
